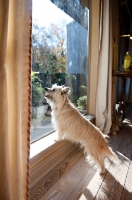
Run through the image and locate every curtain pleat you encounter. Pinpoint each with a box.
[96,0,113,134]
[0,0,30,199]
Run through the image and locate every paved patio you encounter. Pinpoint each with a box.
[30,115,54,143]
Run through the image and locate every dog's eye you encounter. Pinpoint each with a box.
[53,89,55,92]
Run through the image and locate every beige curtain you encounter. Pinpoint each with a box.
[96,0,113,134]
[0,0,30,199]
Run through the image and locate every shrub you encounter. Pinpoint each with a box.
[77,96,87,110]
[31,72,45,106]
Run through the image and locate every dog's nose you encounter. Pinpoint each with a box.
[45,87,48,91]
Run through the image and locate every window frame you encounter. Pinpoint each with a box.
[30,0,100,188]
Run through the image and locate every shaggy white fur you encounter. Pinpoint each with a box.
[45,84,118,174]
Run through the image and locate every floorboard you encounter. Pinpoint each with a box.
[121,162,132,200]
[33,123,132,200]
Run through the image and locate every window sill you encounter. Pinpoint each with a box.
[30,131,58,158]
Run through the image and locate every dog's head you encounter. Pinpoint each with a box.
[44,84,70,105]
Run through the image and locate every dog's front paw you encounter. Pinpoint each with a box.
[54,137,62,142]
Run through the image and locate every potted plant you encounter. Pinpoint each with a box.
[77,95,87,114]
[31,72,48,119]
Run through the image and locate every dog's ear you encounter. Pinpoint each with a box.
[61,87,70,95]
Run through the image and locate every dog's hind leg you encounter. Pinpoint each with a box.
[94,157,106,175]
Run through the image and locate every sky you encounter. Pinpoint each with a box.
[32,0,73,29]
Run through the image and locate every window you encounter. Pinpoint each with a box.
[31,0,89,143]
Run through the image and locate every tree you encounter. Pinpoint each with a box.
[32,22,66,74]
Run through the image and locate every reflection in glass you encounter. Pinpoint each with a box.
[31,0,89,143]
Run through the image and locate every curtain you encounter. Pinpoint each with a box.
[0,0,30,199]
[96,0,113,134]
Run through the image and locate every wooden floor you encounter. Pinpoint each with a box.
[35,123,132,200]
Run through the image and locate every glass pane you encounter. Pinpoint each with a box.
[31,0,89,143]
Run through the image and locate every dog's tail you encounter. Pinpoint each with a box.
[106,147,119,162]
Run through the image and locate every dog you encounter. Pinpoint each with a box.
[44,84,118,175]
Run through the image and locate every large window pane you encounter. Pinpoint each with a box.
[31,0,89,143]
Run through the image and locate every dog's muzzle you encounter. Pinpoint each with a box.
[44,87,52,99]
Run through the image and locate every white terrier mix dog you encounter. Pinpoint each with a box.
[45,84,118,174]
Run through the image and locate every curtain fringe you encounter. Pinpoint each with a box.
[26,0,32,198]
